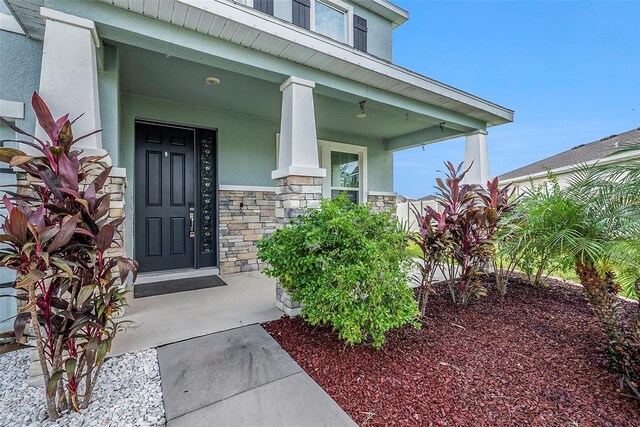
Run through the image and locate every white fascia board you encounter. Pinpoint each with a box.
[501,152,640,184]
[0,100,25,119]
[0,12,25,35]
[178,0,513,123]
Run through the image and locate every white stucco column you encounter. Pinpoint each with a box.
[464,130,489,185]
[271,76,325,316]
[36,8,108,160]
[271,76,326,179]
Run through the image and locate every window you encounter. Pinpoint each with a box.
[315,1,345,42]
[274,136,367,204]
[330,151,359,202]
[320,140,367,203]
[291,0,353,44]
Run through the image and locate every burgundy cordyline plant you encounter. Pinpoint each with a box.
[409,205,450,316]
[412,162,513,308]
[476,177,516,296]
[0,93,137,420]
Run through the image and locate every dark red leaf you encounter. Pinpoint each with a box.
[95,223,114,253]
[13,312,31,341]
[84,183,96,211]
[32,92,58,144]
[57,152,79,191]
[47,213,80,252]
[7,207,28,243]
[27,204,46,230]
[37,167,64,199]
[91,167,112,192]
[3,195,13,213]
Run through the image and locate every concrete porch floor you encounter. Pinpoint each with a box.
[111,271,282,356]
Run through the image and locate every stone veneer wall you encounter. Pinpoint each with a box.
[367,194,397,214]
[15,172,127,257]
[218,189,277,274]
[16,169,126,387]
[274,176,324,316]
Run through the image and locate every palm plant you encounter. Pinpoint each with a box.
[522,154,640,398]
[508,180,568,285]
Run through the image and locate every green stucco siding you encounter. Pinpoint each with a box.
[350,3,394,61]
[118,93,393,257]
[0,31,43,135]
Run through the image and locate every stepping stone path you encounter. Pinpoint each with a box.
[158,324,356,426]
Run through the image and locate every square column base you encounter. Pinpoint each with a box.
[273,174,324,316]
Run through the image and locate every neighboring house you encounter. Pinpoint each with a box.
[0,0,513,317]
[499,128,640,193]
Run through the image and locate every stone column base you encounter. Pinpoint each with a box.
[275,283,301,317]
[273,175,323,316]
[367,193,397,214]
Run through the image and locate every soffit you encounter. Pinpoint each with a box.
[5,0,514,127]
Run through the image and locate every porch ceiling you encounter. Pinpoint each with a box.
[7,0,513,130]
[117,43,459,144]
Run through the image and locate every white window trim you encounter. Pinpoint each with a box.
[319,139,367,204]
[275,134,368,204]
[310,0,353,45]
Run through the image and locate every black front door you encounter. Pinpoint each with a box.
[135,122,195,273]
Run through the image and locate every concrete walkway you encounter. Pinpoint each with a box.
[112,271,282,356]
[158,325,356,427]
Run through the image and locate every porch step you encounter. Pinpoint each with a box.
[136,267,220,285]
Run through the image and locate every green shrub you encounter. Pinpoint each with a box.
[257,194,419,348]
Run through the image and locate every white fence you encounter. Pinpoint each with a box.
[396,199,441,232]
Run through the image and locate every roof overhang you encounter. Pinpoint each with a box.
[5,0,513,129]
[500,151,640,184]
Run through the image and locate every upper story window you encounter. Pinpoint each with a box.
[315,1,346,43]
[245,0,368,52]
[291,0,361,47]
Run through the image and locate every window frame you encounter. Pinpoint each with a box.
[274,135,368,204]
[310,0,353,45]
[319,139,367,204]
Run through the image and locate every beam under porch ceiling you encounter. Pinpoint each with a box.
[384,126,464,152]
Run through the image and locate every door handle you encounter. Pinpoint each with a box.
[189,205,195,239]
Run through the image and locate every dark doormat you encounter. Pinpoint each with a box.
[134,275,228,298]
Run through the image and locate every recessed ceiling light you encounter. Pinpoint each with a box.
[205,77,221,85]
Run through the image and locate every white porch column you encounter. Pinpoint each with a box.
[464,130,489,185]
[272,76,325,316]
[271,76,326,179]
[36,8,108,160]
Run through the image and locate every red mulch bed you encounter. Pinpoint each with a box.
[263,277,640,426]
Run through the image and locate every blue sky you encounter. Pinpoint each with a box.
[391,0,640,198]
